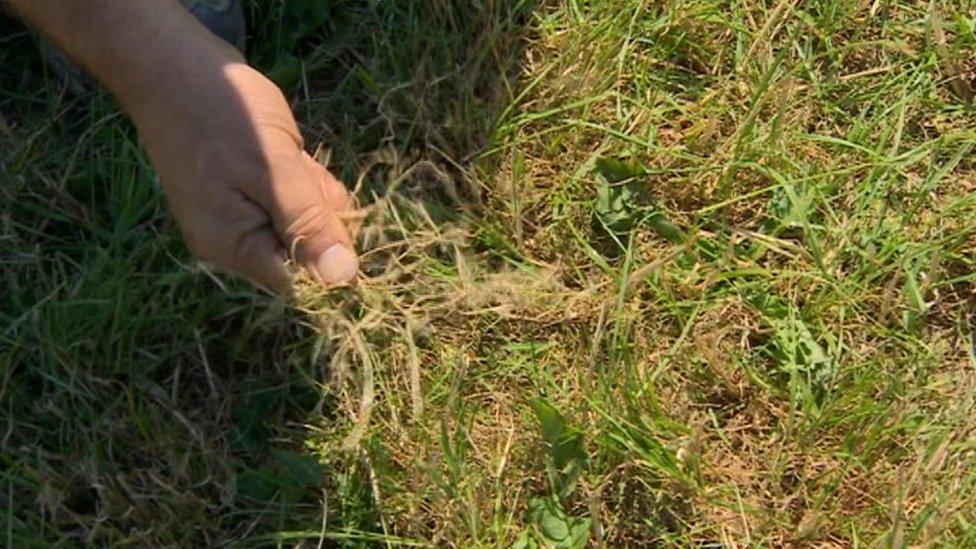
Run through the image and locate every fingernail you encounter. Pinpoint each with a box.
[317,244,359,285]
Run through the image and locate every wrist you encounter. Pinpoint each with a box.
[124,40,245,135]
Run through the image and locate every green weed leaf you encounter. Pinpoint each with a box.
[595,177,638,235]
[513,530,541,549]
[267,53,303,90]
[272,449,325,488]
[595,157,645,183]
[528,496,591,549]
[236,450,324,505]
[646,212,686,244]
[251,0,331,89]
[530,398,588,499]
[745,289,834,410]
[593,158,684,244]
[278,0,329,53]
[236,466,280,502]
[230,382,283,454]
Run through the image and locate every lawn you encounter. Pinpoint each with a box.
[2,0,976,546]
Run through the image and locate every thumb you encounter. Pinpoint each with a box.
[257,156,359,286]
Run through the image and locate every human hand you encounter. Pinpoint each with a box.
[8,0,355,293]
[133,62,358,294]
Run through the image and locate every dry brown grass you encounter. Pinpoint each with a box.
[285,1,976,545]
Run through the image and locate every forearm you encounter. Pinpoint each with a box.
[6,0,242,125]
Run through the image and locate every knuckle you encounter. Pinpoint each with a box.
[280,204,329,245]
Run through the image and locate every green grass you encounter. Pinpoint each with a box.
[3,0,976,546]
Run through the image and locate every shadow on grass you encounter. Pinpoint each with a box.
[0,0,532,544]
